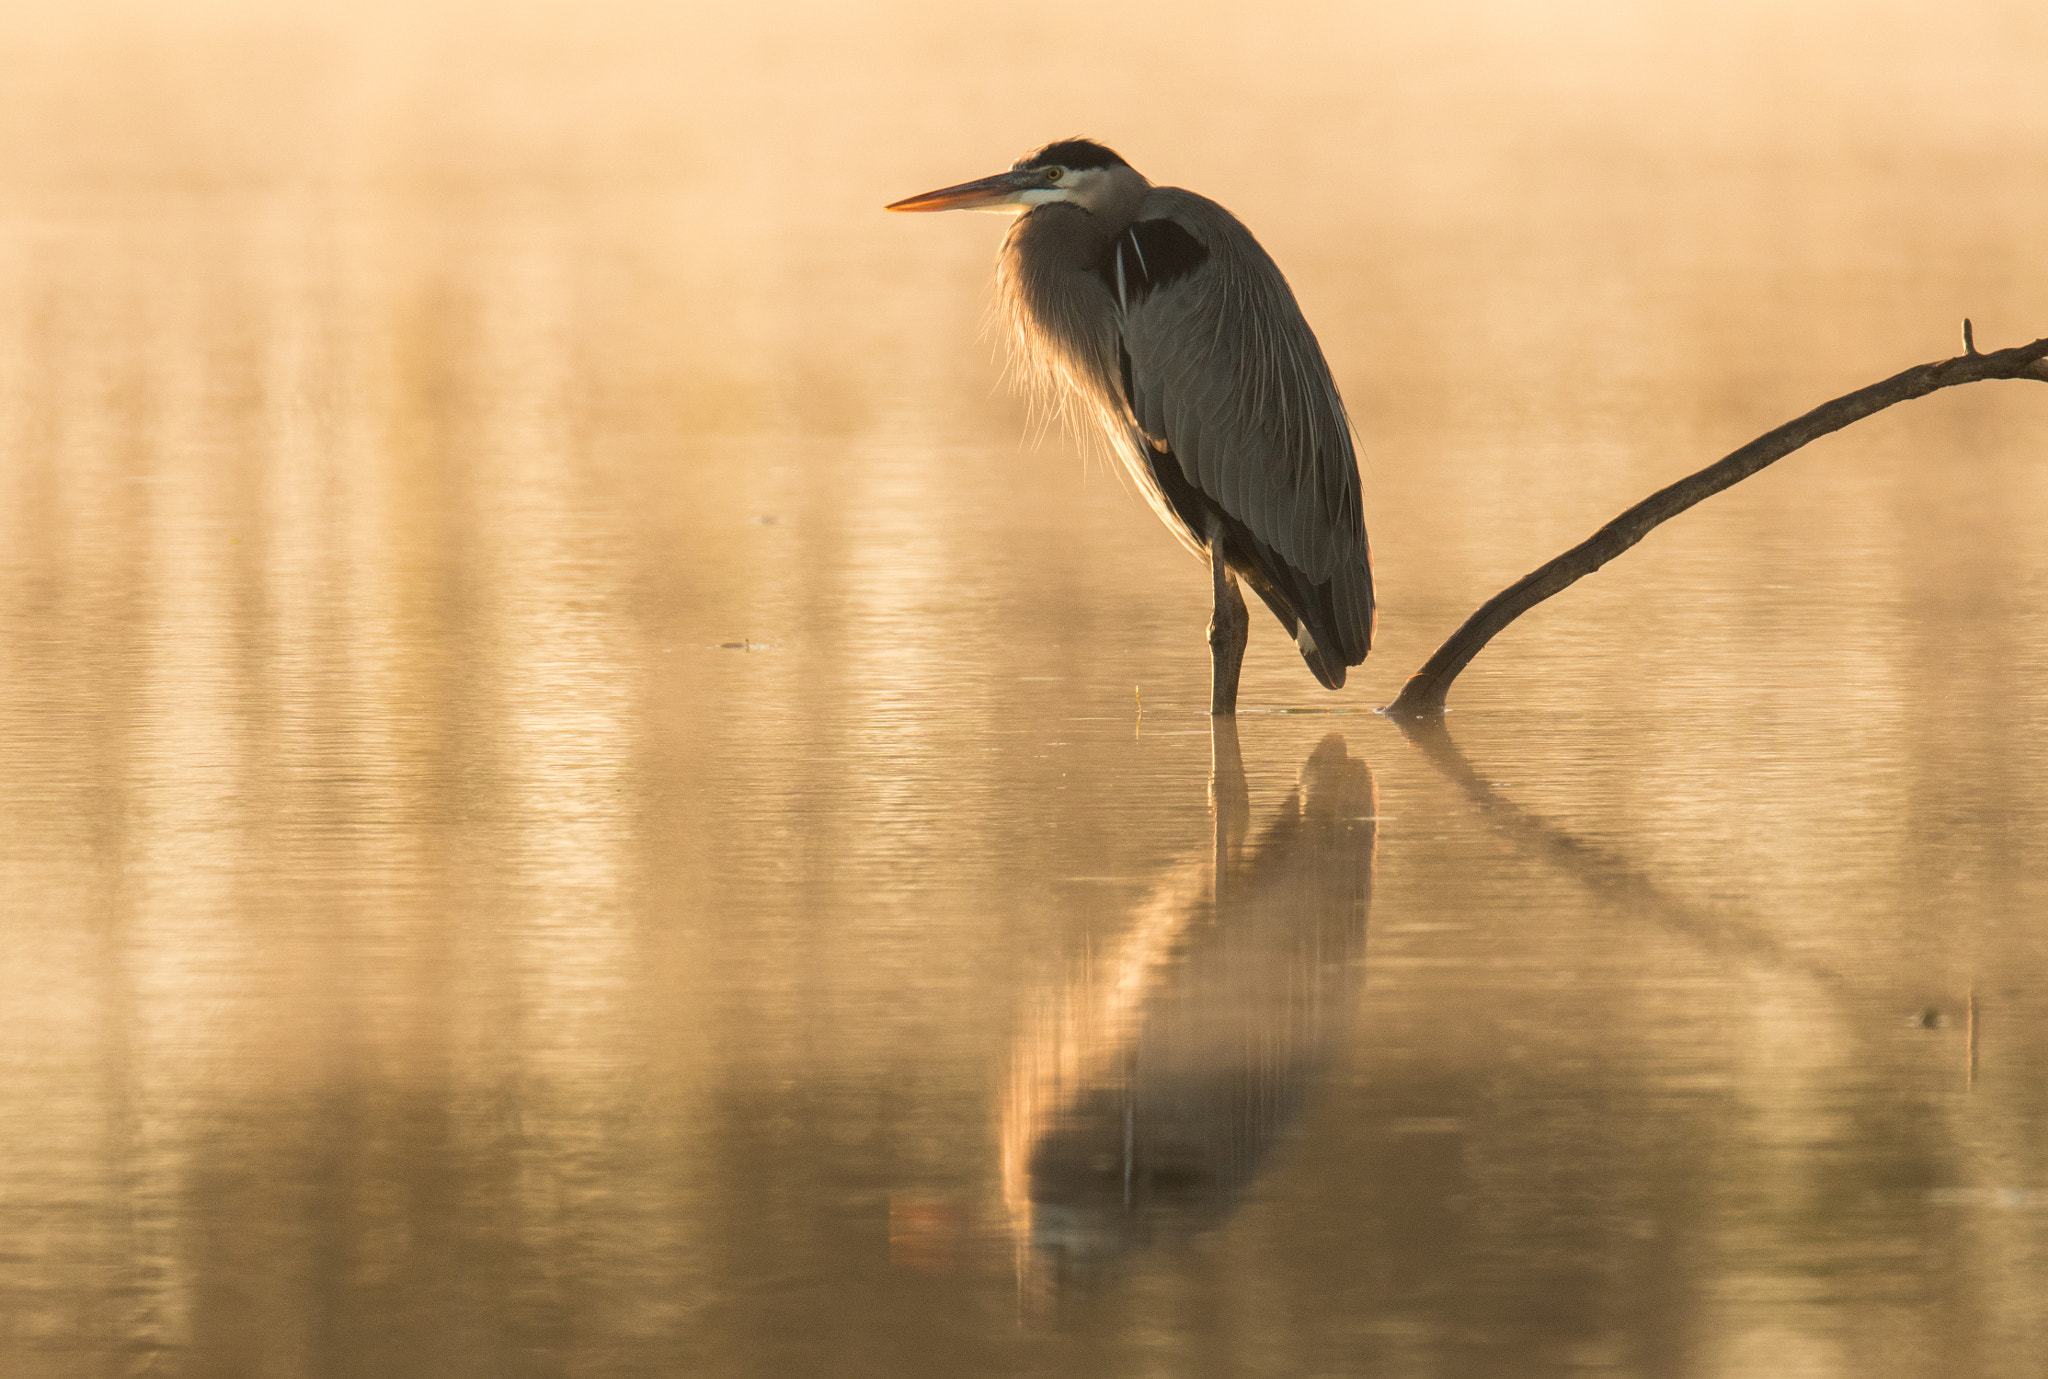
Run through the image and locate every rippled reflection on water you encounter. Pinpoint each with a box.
[1005,729,1375,1292]
[4,2,2048,1376]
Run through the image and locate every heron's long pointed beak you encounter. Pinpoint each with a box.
[885,171,1022,213]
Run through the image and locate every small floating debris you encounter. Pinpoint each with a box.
[713,640,773,651]
[1914,1007,1947,1029]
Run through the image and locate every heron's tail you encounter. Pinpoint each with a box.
[1298,626,1346,691]
[1301,545,1373,690]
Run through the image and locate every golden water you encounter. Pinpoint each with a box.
[4,2,2047,1375]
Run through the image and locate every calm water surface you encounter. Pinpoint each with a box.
[4,3,2048,1376]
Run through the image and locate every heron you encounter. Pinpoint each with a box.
[887,138,1373,715]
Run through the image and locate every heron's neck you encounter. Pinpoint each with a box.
[1010,202,1123,268]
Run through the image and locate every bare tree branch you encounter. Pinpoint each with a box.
[1383,331,2048,721]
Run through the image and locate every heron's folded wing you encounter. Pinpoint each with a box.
[1117,189,1365,592]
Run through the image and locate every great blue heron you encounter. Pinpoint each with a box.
[888,139,1373,714]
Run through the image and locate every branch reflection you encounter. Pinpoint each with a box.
[1394,717,1847,988]
[1002,726,1377,1291]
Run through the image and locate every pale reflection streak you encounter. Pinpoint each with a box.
[116,223,291,1359]
[0,224,162,1357]
[93,207,466,1363]
[460,224,650,1321]
[1002,727,1376,1293]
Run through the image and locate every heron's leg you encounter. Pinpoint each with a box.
[1209,714,1249,881]
[1206,519,1249,716]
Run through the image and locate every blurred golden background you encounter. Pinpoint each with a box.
[2,3,2045,1375]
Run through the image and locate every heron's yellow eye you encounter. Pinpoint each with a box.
[1046,167,1064,182]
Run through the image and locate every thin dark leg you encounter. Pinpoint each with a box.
[1207,521,1249,715]
[1210,714,1249,885]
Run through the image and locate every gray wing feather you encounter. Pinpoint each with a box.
[1119,189,1364,589]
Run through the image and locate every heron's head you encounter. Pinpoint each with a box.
[886,139,1147,217]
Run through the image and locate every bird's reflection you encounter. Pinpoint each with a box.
[1002,724,1376,1288]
